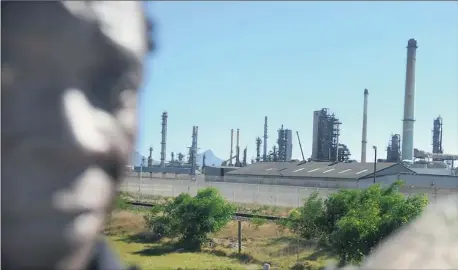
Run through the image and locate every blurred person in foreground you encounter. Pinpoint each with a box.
[2,2,151,269]
[2,1,458,270]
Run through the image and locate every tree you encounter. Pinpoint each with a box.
[175,188,236,249]
[287,181,429,265]
[287,192,325,240]
[144,187,236,250]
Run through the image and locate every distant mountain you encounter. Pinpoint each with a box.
[197,149,224,167]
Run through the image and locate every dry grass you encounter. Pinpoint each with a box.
[105,211,334,270]
[105,210,146,235]
[212,221,333,269]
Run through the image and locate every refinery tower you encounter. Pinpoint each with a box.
[401,38,418,161]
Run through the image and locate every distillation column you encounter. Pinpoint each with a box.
[229,129,234,166]
[190,126,198,176]
[263,116,268,161]
[235,128,241,167]
[401,39,418,161]
[160,111,168,167]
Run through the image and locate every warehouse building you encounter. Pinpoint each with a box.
[210,161,458,190]
[374,167,458,189]
[203,166,238,177]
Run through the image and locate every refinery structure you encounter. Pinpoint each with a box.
[134,38,457,188]
[134,111,200,176]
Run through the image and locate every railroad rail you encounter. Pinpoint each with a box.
[126,201,284,221]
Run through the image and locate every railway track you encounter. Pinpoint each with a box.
[126,201,284,221]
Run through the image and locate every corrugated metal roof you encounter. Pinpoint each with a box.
[227,161,302,176]
[228,161,403,179]
[411,168,455,176]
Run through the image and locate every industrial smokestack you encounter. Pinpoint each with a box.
[401,38,418,161]
[361,89,369,163]
[160,111,168,167]
[190,126,198,176]
[242,147,247,166]
[235,128,241,166]
[229,129,234,166]
[263,116,268,161]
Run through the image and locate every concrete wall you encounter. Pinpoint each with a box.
[206,174,359,189]
[359,173,458,189]
[124,174,457,207]
[206,173,458,190]
[372,164,414,177]
[126,172,196,180]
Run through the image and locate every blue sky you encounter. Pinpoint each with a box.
[137,1,458,162]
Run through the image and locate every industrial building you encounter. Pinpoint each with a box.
[134,38,457,188]
[277,125,293,162]
[386,134,401,162]
[212,161,458,190]
[311,109,341,162]
[133,111,200,175]
[432,116,443,156]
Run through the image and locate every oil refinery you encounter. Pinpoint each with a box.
[134,38,457,183]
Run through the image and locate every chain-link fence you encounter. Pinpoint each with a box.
[121,173,458,207]
[121,175,335,207]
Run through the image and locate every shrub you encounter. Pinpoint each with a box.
[287,192,325,240]
[176,188,236,249]
[114,195,129,210]
[144,187,236,250]
[287,181,428,265]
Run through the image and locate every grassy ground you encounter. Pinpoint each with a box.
[120,192,294,217]
[105,209,334,270]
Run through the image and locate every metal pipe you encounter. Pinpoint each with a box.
[361,89,369,163]
[401,39,418,161]
[296,131,305,162]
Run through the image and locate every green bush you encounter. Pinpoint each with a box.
[144,187,236,250]
[114,195,129,210]
[288,192,325,240]
[286,181,428,265]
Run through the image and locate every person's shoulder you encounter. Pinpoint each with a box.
[89,238,140,270]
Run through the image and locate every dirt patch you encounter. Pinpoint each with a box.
[105,210,146,235]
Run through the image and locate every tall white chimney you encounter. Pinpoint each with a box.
[401,38,418,161]
[229,129,234,166]
[361,89,369,163]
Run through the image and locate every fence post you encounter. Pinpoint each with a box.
[238,220,242,254]
[296,188,300,207]
[274,184,278,206]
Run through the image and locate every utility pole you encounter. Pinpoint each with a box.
[373,146,377,184]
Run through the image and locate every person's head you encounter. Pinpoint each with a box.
[2,2,152,269]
